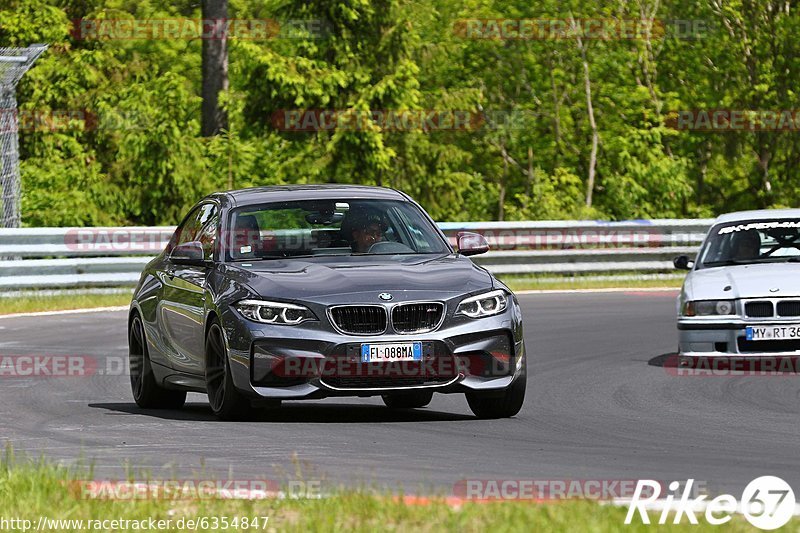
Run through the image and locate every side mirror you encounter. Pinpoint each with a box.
[673,255,694,270]
[457,232,490,257]
[171,241,206,266]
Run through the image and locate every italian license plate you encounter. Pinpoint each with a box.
[746,325,800,340]
[361,342,422,363]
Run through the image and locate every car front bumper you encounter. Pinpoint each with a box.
[221,304,526,399]
[678,319,800,357]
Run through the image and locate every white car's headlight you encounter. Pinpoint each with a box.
[683,299,736,317]
[235,300,316,325]
[456,290,508,318]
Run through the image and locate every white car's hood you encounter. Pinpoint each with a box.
[686,263,800,300]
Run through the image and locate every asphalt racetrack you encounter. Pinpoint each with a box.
[2,291,799,495]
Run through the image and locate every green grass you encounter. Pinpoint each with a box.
[0,292,132,315]
[0,456,776,532]
[500,274,684,292]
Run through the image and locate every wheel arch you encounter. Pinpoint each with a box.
[128,304,142,335]
[203,309,222,368]
[205,309,220,338]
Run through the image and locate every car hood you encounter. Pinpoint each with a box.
[686,263,800,300]
[222,254,494,302]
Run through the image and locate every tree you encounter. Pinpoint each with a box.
[201,0,228,136]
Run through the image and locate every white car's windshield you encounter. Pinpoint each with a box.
[227,199,449,261]
[698,219,800,268]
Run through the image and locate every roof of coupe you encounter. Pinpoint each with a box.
[714,208,800,224]
[219,184,408,207]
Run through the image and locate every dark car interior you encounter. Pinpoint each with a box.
[227,200,440,260]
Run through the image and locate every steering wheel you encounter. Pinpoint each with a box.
[367,241,415,254]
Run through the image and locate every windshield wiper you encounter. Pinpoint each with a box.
[702,259,760,267]
[703,256,800,267]
[260,253,353,260]
[351,252,432,256]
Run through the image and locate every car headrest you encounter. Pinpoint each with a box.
[235,215,260,233]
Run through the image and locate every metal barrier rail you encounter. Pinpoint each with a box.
[0,220,713,290]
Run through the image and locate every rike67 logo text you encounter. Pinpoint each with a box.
[625,476,795,530]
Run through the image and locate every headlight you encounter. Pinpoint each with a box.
[456,290,508,318]
[683,300,736,317]
[235,300,316,325]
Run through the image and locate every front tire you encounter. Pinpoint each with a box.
[466,371,526,419]
[381,390,433,409]
[129,314,186,409]
[205,320,252,420]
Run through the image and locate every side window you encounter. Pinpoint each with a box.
[197,206,219,260]
[168,204,217,254]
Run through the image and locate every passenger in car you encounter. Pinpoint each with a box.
[233,214,261,257]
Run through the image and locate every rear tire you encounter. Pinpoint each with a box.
[129,314,186,409]
[205,320,253,421]
[466,371,526,419]
[381,391,433,409]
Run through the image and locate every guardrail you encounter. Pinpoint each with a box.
[0,220,713,290]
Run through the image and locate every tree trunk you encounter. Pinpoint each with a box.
[201,0,229,136]
[549,55,562,168]
[576,30,599,208]
[498,149,508,221]
[525,146,534,213]
[697,139,712,205]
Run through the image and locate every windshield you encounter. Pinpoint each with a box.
[226,199,450,261]
[698,219,800,268]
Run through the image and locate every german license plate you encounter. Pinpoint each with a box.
[746,325,800,340]
[361,342,422,363]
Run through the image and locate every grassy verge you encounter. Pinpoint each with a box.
[500,274,684,292]
[0,458,772,532]
[0,292,132,315]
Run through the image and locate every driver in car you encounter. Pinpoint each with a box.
[346,211,387,253]
[730,230,761,260]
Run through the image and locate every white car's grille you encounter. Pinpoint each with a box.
[745,301,773,317]
[743,300,800,318]
[776,300,800,317]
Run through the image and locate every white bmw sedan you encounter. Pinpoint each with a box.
[675,209,800,358]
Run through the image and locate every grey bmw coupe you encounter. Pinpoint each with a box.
[128,185,526,420]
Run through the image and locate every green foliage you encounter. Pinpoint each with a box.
[20,142,117,226]
[2,0,798,226]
